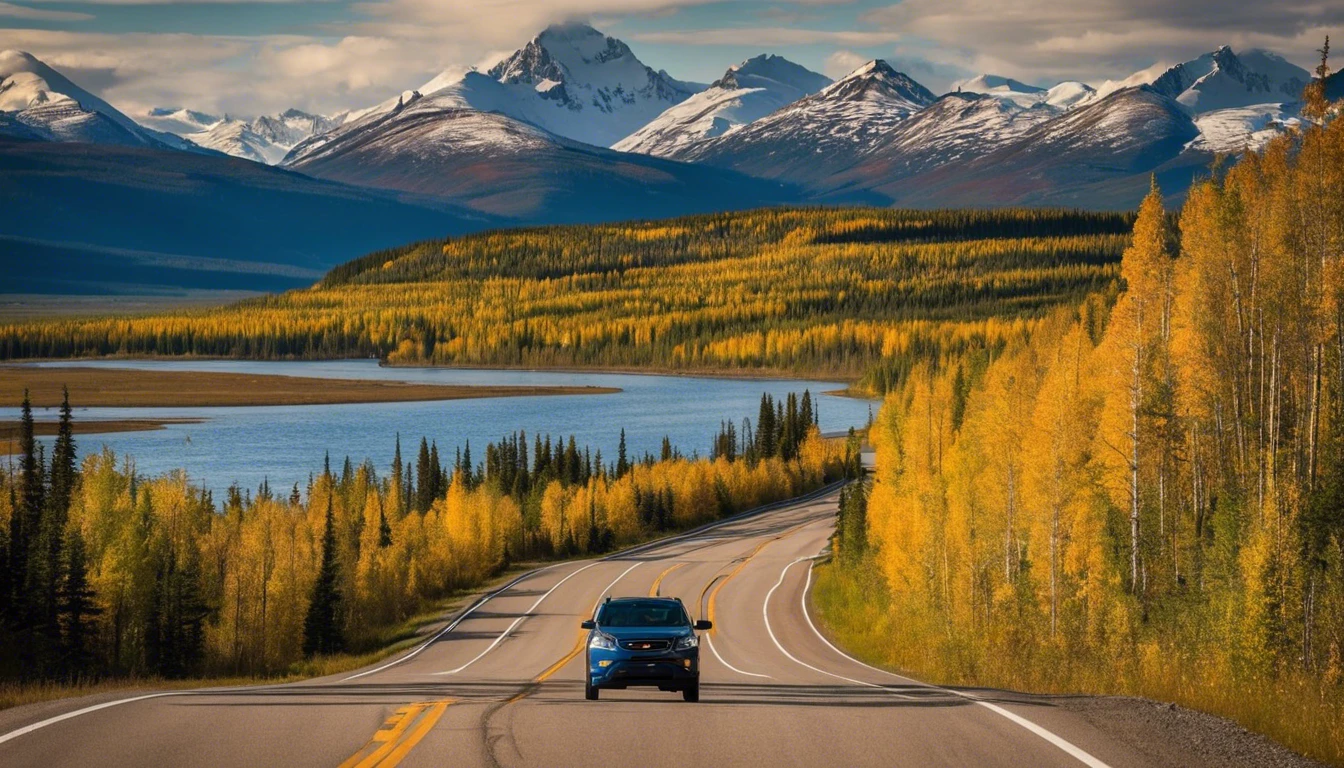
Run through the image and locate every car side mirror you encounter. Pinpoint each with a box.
[580,619,596,630]
[694,620,712,631]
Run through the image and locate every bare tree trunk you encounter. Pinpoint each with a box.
[1131,335,1143,593]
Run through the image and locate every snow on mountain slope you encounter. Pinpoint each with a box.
[0,50,184,149]
[1127,46,1309,113]
[954,74,1045,107]
[1045,81,1097,109]
[870,86,1203,209]
[139,107,219,136]
[830,92,1057,193]
[1188,104,1299,153]
[407,22,700,148]
[956,73,1096,110]
[284,93,801,221]
[138,107,345,164]
[614,54,830,156]
[677,60,935,189]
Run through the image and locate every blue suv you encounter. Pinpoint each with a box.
[581,596,712,702]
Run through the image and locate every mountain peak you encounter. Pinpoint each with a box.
[958,74,1046,94]
[713,54,830,93]
[846,59,898,80]
[821,60,935,108]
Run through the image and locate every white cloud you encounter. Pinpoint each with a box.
[0,2,92,21]
[823,49,867,79]
[628,27,902,46]
[859,0,1334,84]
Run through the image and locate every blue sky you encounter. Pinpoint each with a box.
[0,0,1334,118]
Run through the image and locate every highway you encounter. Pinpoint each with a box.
[0,485,1157,767]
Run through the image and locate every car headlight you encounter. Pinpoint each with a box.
[589,632,617,651]
[674,634,699,650]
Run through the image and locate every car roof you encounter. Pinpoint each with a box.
[604,596,680,604]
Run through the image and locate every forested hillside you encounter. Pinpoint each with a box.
[816,80,1344,764]
[0,208,1129,391]
[0,390,855,683]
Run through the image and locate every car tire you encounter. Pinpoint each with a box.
[585,678,599,700]
[682,682,699,702]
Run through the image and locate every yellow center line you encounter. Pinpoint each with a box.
[649,562,687,596]
[534,632,586,684]
[376,700,451,767]
[701,519,815,634]
[337,700,452,768]
[531,561,650,687]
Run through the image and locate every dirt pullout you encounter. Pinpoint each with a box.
[1053,695,1326,768]
[0,366,619,408]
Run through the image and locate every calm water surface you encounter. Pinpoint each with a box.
[5,360,877,498]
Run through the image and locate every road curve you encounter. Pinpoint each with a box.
[1,487,1165,767]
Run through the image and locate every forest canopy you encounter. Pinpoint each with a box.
[0,208,1129,393]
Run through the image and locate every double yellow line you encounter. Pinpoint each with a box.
[338,700,453,768]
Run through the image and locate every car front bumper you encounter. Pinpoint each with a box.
[588,649,699,690]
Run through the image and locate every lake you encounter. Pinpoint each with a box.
[4,360,878,499]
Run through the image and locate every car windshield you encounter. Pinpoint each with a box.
[597,600,689,628]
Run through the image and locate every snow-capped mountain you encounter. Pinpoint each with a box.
[956,74,1096,110]
[283,91,800,220]
[871,86,1203,208]
[676,59,936,189]
[0,50,191,150]
[829,92,1059,194]
[197,110,344,164]
[139,107,219,136]
[1111,46,1309,113]
[397,22,701,148]
[614,54,830,157]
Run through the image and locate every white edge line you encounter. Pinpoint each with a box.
[705,633,772,679]
[0,485,848,747]
[344,561,567,681]
[763,557,916,699]
[799,560,1112,768]
[0,692,187,747]
[436,561,604,676]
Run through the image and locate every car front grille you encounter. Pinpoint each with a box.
[618,638,672,652]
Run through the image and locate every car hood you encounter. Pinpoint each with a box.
[598,626,693,641]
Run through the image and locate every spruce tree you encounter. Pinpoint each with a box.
[616,429,630,478]
[415,437,432,512]
[390,434,404,515]
[303,496,345,656]
[757,394,777,458]
[60,527,99,674]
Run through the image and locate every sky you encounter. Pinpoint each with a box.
[0,0,1338,119]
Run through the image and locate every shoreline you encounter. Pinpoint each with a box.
[2,354,866,387]
[1,418,206,456]
[0,366,619,409]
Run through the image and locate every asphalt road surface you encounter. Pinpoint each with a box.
[0,485,1189,767]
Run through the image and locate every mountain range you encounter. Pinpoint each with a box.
[0,24,1327,293]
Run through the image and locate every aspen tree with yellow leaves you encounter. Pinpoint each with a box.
[815,60,1344,765]
[0,392,853,686]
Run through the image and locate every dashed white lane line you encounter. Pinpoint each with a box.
[436,560,606,675]
[796,559,1113,768]
[346,563,569,682]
